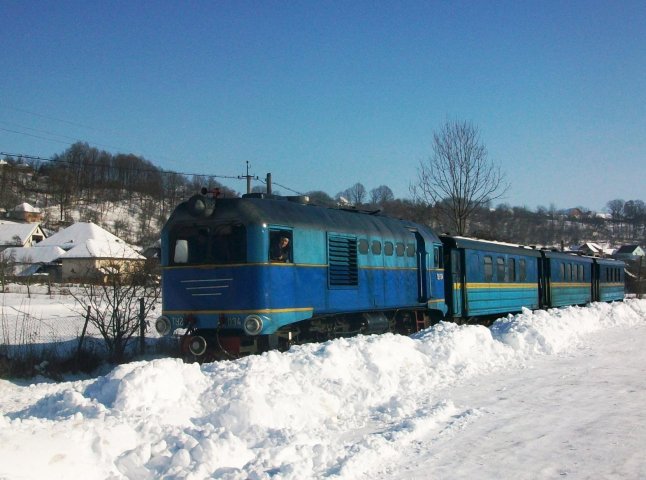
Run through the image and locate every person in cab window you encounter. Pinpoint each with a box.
[271,236,291,262]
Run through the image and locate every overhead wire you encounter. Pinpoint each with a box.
[0,104,305,194]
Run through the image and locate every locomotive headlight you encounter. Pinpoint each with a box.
[155,316,172,336]
[243,315,263,336]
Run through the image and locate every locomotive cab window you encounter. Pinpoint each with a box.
[170,224,247,265]
[269,229,293,263]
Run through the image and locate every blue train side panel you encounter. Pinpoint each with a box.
[593,258,625,302]
[441,236,541,319]
[540,251,593,308]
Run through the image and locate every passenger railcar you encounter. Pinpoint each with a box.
[540,251,594,308]
[593,257,625,302]
[440,236,541,322]
[156,190,626,359]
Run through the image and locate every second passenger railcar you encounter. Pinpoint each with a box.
[441,236,542,322]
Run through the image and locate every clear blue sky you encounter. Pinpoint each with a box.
[2,0,644,211]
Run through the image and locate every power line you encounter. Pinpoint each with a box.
[0,106,305,193]
[0,150,304,194]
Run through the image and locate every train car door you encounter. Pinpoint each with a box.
[450,249,464,317]
[412,231,430,302]
[591,261,600,302]
[538,256,550,308]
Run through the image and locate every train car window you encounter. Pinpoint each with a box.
[434,246,440,268]
[384,242,394,256]
[406,243,415,257]
[269,229,292,263]
[509,258,516,282]
[358,239,369,254]
[395,242,405,256]
[484,256,493,282]
[519,259,526,281]
[560,263,565,281]
[497,257,506,282]
[566,264,572,282]
[371,240,382,255]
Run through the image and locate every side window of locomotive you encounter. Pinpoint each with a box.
[433,246,440,268]
[560,263,565,281]
[269,229,293,263]
[384,241,394,256]
[358,239,369,254]
[371,240,382,255]
[406,243,415,257]
[484,256,493,282]
[395,242,405,257]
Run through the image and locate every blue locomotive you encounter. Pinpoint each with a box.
[155,190,625,359]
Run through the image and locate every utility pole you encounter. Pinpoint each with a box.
[238,161,258,194]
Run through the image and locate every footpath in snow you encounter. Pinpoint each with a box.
[0,299,645,479]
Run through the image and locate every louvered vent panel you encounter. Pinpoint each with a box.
[328,235,358,286]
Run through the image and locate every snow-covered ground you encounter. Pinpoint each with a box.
[1,299,645,479]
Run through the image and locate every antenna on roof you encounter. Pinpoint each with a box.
[238,161,258,194]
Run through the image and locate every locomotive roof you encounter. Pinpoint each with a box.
[171,194,441,243]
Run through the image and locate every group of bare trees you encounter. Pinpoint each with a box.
[1,143,238,245]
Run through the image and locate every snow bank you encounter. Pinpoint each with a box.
[1,299,645,479]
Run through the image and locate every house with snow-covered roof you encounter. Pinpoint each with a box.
[10,202,42,223]
[613,245,645,262]
[0,222,46,252]
[0,245,65,279]
[35,222,145,282]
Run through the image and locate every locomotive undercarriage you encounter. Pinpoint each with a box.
[181,309,434,362]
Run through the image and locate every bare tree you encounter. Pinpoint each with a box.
[369,185,394,206]
[72,259,160,363]
[411,119,509,235]
[606,199,625,237]
[337,183,367,206]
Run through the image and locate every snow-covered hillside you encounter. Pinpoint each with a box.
[1,299,645,479]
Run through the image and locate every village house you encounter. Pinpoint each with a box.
[10,203,43,223]
[0,221,46,252]
[0,245,65,280]
[34,222,145,282]
[613,245,645,262]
